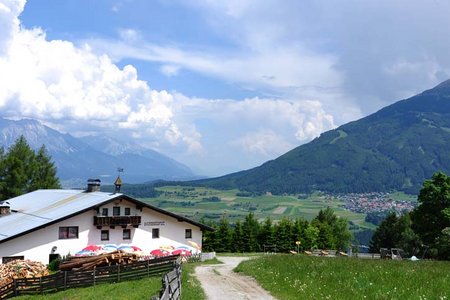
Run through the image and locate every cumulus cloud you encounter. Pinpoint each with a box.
[0,0,203,155]
[0,1,341,175]
[233,130,293,156]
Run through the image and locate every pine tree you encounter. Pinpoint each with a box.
[31,145,60,190]
[242,213,260,252]
[0,136,60,200]
[274,217,294,252]
[0,136,36,199]
[258,217,274,250]
[231,220,244,252]
[216,216,232,252]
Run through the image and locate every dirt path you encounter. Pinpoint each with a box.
[194,256,276,300]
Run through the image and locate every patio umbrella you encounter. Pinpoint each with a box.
[83,245,102,252]
[75,250,95,257]
[118,245,134,253]
[102,244,118,252]
[159,245,175,251]
[188,241,201,250]
[175,245,191,250]
[150,249,169,257]
[131,246,142,252]
[172,249,191,256]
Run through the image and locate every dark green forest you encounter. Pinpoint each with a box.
[202,207,352,253]
[0,136,60,200]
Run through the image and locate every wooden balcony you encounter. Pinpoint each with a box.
[94,216,141,228]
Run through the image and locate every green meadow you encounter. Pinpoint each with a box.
[235,254,450,299]
[15,276,162,300]
[141,186,381,230]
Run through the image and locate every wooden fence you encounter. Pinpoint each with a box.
[152,257,182,300]
[0,255,178,299]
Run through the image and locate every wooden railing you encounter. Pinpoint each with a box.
[93,215,141,227]
[0,255,178,299]
[152,257,182,300]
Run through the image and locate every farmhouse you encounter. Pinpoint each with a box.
[0,180,213,264]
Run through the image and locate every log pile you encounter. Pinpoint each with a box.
[59,250,139,271]
[0,259,49,286]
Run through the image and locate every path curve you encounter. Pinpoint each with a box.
[194,256,276,300]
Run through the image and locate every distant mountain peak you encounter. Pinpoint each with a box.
[0,118,196,186]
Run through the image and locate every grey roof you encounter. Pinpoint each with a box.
[0,189,119,243]
[0,189,213,244]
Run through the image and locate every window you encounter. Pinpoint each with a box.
[102,208,108,216]
[152,228,160,239]
[101,230,109,241]
[124,207,131,216]
[113,206,120,216]
[185,229,192,239]
[123,229,131,240]
[59,226,78,239]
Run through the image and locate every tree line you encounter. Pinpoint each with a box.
[0,136,60,200]
[202,207,352,253]
[370,172,450,260]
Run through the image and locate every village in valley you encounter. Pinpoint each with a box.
[326,192,417,215]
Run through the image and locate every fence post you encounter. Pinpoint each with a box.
[147,259,150,278]
[177,261,182,298]
[118,264,121,282]
[14,279,17,296]
[64,271,67,290]
[93,268,96,286]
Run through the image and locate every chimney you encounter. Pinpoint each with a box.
[0,201,10,216]
[86,179,101,192]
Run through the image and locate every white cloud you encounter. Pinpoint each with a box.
[118,28,142,43]
[0,0,202,156]
[233,130,293,156]
[160,64,180,77]
[88,37,341,96]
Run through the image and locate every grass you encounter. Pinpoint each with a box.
[181,257,222,300]
[15,276,162,300]
[141,186,390,230]
[217,252,263,257]
[234,254,450,299]
[15,258,223,300]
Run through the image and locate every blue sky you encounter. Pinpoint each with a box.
[1,0,450,176]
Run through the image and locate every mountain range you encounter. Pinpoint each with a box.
[0,118,196,187]
[189,80,450,195]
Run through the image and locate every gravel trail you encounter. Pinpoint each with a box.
[194,256,276,300]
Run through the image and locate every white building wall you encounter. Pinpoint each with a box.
[0,199,204,264]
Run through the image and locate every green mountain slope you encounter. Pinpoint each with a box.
[194,80,450,194]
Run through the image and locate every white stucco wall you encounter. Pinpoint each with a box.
[0,199,204,264]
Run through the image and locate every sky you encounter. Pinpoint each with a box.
[1,0,450,176]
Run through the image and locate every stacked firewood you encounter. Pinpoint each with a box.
[0,259,49,285]
[59,250,139,271]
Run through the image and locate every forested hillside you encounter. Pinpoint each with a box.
[189,80,450,194]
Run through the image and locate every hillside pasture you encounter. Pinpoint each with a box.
[235,254,450,299]
[142,186,377,230]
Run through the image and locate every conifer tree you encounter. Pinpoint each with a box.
[258,217,275,249]
[231,220,244,252]
[216,216,232,252]
[242,213,260,252]
[0,136,60,200]
[31,145,60,190]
